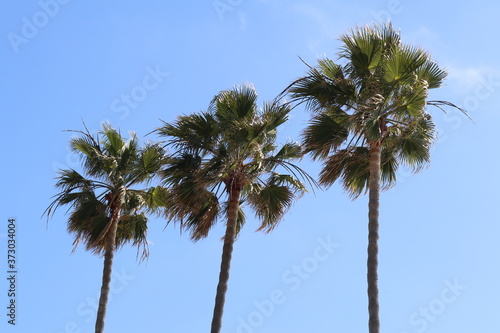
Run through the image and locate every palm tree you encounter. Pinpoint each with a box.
[156,84,312,333]
[45,124,166,333]
[285,23,464,333]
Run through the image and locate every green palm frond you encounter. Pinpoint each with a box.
[302,111,349,160]
[161,153,203,185]
[273,142,303,160]
[319,148,369,196]
[341,30,384,77]
[339,24,400,85]
[126,143,166,186]
[139,186,171,214]
[166,175,221,241]
[211,84,259,122]
[267,172,307,194]
[416,60,447,89]
[246,173,302,233]
[318,146,399,198]
[116,213,149,261]
[392,115,435,171]
[102,125,128,157]
[383,44,428,85]
[318,58,344,79]
[66,192,110,253]
[286,63,357,114]
[70,133,106,178]
[157,112,218,155]
[251,184,294,232]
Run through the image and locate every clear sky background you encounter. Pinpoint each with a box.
[1,1,499,332]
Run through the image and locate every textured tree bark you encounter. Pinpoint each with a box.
[210,183,241,333]
[367,142,381,333]
[95,198,121,333]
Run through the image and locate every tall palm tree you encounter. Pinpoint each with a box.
[156,84,312,333]
[285,23,464,333]
[45,124,166,333]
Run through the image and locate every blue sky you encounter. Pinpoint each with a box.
[2,1,499,332]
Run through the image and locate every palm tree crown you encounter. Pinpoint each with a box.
[287,23,458,195]
[158,84,310,237]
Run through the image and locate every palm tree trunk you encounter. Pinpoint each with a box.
[367,142,381,333]
[95,199,121,333]
[210,184,241,333]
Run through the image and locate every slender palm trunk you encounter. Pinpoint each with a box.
[95,199,121,333]
[210,184,241,333]
[367,142,381,333]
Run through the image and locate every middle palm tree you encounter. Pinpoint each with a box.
[156,84,311,333]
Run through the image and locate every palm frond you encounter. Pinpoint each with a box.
[302,111,349,160]
[249,183,295,232]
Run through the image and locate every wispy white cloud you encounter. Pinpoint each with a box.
[289,2,343,54]
[446,66,500,92]
[405,26,442,46]
[238,11,248,30]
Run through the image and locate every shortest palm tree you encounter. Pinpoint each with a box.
[45,123,167,333]
[156,84,313,333]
